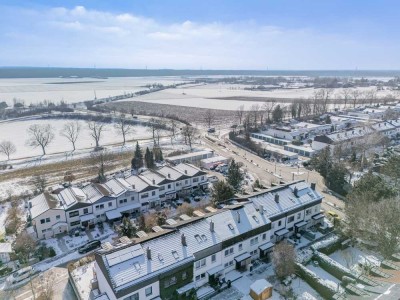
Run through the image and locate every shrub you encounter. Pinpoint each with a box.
[49,247,56,257]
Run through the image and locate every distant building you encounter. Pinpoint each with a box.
[166,150,213,164]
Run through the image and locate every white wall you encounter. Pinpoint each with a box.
[34,209,67,239]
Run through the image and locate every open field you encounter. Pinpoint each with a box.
[0,118,153,160]
[0,76,188,106]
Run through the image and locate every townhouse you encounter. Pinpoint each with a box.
[28,163,208,239]
[93,181,323,300]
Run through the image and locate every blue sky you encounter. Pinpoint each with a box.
[1,0,399,69]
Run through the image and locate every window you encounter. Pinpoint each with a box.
[164,276,177,288]
[224,260,234,267]
[196,258,206,269]
[69,211,79,218]
[119,199,127,204]
[83,208,89,214]
[56,215,61,220]
[40,219,45,224]
[262,233,267,240]
[108,202,113,207]
[250,249,258,256]
[278,220,282,226]
[124,293,139,300]
[70,221,80,226]
[95,204,104,210]
[314,206,318,213]
[305,209,312,216]
[185,180,189,184]
[288,216,295,223]
[159,186,165,191]
[201,176,205,180]
[182,272,187,280]
[152,191,156,196]
[145,286,152,296]
[297,213,301,220]
[238,243,243,251]
[271,223,275,229]
[224,247,234,256]
[195,273,206,281]
[168,184,171,189]
[211,254,216,263]
[193,178,199,183]
[250,237,259,246]
[142,193,149,199]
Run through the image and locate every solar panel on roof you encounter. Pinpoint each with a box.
[205,206,217,212]
[136,231,148,238]
[105,244,144,267]
[101,242,113,251]
[193,210,205,217]
[152,226,164,232]
[119,236,131,244]
[166,219,177,225]
[180,214,191,221]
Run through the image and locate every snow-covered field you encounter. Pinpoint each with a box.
[0,118,153,160]
[118,84,394,111]
[0,77,187,106]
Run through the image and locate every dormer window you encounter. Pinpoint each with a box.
[252,215,259,223]
[228,223,234,230]
[172,250,179,260]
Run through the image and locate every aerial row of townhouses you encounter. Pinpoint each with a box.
[251,105,400,159]
[92,181,323,300]
[28,163,208,239]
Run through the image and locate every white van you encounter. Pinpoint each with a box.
[7,266,35,284]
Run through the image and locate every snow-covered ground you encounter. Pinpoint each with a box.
[0,202,10,236]
[0,118,154,160]
[0,77,188,106]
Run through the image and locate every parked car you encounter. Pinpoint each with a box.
[7,267,35,285]
[78,240,101,254]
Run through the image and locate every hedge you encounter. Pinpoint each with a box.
[313,251,356,280]
[295,263,337,300]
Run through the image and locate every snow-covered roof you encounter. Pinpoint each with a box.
[158,165,187,181]
[140,170,170,185]
[0,242,12,253]
[174,163,205,177]
[102,179,126,197]
[250,279,272,294]
[123,175,152,192]
[249,182,321,219]
[29,192,61,219]
[166,150,212,162]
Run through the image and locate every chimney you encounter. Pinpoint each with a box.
[236,211,241,223]
[152,179,155,185]
[28,202,32,209]
[275,194,280,203]
[311,183,316,190]
[259,205,264,214]
[185,170,188,174]
[146,247,152,260]
[210,221,214,232]
[294,187,298,197]
[168,173,171,178]
[132,184,135,189]
[181,234,187,246]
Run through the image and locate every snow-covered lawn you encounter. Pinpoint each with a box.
[307,263,342,290]
[329,246,382,274]
[0,118,153,160]
[0,202,10,236]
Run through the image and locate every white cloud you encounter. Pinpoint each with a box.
[0,5,398,69]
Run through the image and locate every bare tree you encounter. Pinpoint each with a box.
[341,89,351,108]
[182,125,197,149]
[272,241,296,279]
[0,140,16,160]
[250,104,260,128]
[350,89,361,108]
[37,270,56,300]
[90,150,113,182]
[14,231,36,263]
[169,119,178,145]
[236,105,245,124]
[87,120,107,149]
[262,101,276,123]
[114,114,134,145]
[204,109,216,128]
[26,124,55,155]
[60,121,81,151]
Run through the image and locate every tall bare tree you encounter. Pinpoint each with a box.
[0,140,16,160]
[114,114,134,145]
[341,89,351,108]
[87,120,107,149]
[262,100,276,123]
[36,270,56,300]
[236,105,245,124]
[350,89,361,108]
[182,125,197,149]
[60,121,81,151]
[26,124,55,155]
[169,119,178,145]
[204,109,216,128]
[272,241,296,279]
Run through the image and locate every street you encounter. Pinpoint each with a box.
[0,266,76,300]
[202,134,346,218]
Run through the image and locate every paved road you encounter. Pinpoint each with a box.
[0,267,76,300]
[202,134,346,218]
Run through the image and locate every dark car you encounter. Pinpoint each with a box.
[78,240,101,254]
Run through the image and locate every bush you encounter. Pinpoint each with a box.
[49,247,56,257]
[0,267,12,276]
